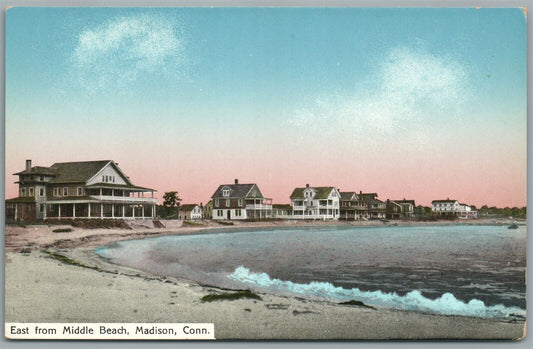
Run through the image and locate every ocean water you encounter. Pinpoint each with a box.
[95,225,526,319]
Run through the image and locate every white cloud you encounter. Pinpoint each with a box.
[70,15,185,92]
[287,46,468,144]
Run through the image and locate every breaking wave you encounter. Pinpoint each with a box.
[228,266,525,319]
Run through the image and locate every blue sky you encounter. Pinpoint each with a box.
[5,7,527,207]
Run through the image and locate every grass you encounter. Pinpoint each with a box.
[215,220,234,226]
[44,250,108,273]
[339,300,376,309]
[182,221,206,226]
[200,290,262,302]
[52,228,73,233]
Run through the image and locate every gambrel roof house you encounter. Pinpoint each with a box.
[211,179,272,220]
[6,160,156,222]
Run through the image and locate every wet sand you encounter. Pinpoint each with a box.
[4,219,526,340]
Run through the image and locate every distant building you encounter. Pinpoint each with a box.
[339,191,367,220]
[5,160,157,222]
[431,199,477,218]
[272,204,293,219]
[203,200,213,219]
[211,179,272,220]
[386,200,403,220]
[358,192,386,219]
[458,203,478,219]
[387,199,416,219]
[178,204,203,220]
[290,184,340,220]
[431,199,460,216]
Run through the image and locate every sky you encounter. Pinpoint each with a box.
[5,7,527,208]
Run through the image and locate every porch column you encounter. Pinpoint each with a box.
[43,204,47,219]
[100,204,103,218]
[14,204,18,221]
[151,205,155,218]
[141,206,145,218]
[88,203,91,217]
[112,204,115,218]
[122,205,125,218]
[132,205,135,218]
[73,204,76,218]
[58,205,61,218]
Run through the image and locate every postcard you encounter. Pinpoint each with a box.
[4,6,527,340]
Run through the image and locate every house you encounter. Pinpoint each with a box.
[431,199,460,216]
[272,204,293,219]
[211,179,272,220]
[339,191,367,220]
[290,184,340,220]
[5,160,157,222]
[386,200,403,219]
[203,200,213,219]
[178,204,203,220]
[358,192,386,219]
[458,203,478,219]
[388,199,416,219]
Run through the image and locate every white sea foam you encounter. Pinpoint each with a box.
[228,266,525,319]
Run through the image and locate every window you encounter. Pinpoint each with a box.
[39,188,44,197]
[238,199,243,206]
[53,188,60,197]
[39,176,44,181]
[217,210,223,216]
[29,187,34,197]
[20,188,27,197]
[39,204,45,213]
[77,187,83,196]
[223,189,230,197]
[225,199,230,207]
[236,209,242,217]
[215,199,219,207]
[63,187,69,196]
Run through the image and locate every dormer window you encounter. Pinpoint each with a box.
[223,189,230,197]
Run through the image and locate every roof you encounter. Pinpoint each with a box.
[290,186,336,200]
[392,199,416,205]
[47,160,114,184]
[5,197,36,203]
[432,199,458,203]
[14,166,57,176]
[179,204,200,212]
[340,192,357,201]
[211,183,264,199]
[85,183,155,192]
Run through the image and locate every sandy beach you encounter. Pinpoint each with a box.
[4,219,526,340]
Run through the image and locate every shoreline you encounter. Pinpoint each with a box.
[4,219,527,340]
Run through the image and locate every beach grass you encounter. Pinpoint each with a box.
[201,290,262,302]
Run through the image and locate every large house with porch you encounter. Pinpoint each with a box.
[211,179,272,220]
[339,191,368,220]
[290,184,340,220]
[431,198,477,219]
[5,160,157,222]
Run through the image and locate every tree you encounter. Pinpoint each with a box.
[162,191,182,219]
[163,191,182,208]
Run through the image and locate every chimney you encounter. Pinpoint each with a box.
[26,160,32,171]
[360,190,362,195]
[306,184,309,188]
[235,179,239,185]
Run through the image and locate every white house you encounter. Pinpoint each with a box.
[458,203,478,219]
[178,204,203,220]
[432,199,460,215]
[290,184,340,220]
